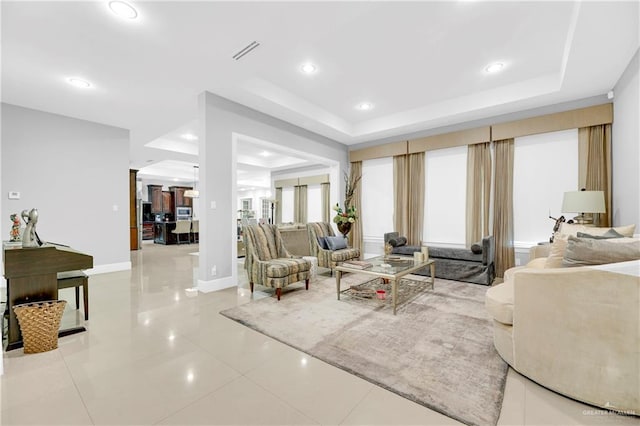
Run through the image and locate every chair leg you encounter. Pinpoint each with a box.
[305,279,309,290]
[276,288,282,301]
[82,278,89,321]
[249,281,254,293]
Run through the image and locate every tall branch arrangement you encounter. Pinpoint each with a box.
[343,170,362,210]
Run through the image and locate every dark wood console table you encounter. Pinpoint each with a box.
[3,243,93,351]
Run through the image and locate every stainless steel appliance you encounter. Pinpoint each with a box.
[176,206,192,220]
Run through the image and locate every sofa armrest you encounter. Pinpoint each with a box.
[529,244,549,260]
[481,236,495,266]
[513,267,640,411]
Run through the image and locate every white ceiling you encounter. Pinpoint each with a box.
[2,1,639,177]
[138,119,317,187]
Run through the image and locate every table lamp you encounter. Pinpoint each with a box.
[561,190,605,225]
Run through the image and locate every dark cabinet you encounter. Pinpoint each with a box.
[148,185,163,214]
[170,186,193,208]
[154,222,177,245]
[162,191,173,213]
[142,223,154,240]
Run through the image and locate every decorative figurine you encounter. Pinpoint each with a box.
[9,213,21,242]
[21,208,40,248]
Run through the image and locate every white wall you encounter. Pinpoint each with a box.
[197,92,348,292]
[613,48,639,228]
[513,129,578,245]
[1,104,130,271]
[424,146,467,246]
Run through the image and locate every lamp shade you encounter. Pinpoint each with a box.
[561,191,605,213]
[184,165,199,198]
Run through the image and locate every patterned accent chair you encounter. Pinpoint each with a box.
[307,222,361,273]
[243,224,311,300]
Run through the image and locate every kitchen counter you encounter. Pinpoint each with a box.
[153,221,198,245]
[153,221,177,245]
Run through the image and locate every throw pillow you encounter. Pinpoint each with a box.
[544,233,569,268]
[470,243,483,254]
[562,236,640,266]
[325,236,348,250]
[576,229,624,239]
[389,236,407,247]
[317,236,328,250]
[558,223,636,237]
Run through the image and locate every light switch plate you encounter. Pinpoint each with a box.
[8,191,20,200]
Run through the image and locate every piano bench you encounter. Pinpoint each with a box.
[57,270,88,321]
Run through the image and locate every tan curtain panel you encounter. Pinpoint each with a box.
[293,186,300,223]
[393,153,424,246]
[579,124,612,227]
[275,187,282,225]
[349,161,363,255]
[493,139,515,278]
[393,155,409,238]
[407,152,425,246]
[321,182,330,222]
[296,185,309,223]
[466,142,492,247]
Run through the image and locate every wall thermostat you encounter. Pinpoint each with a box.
[8,191,20,200]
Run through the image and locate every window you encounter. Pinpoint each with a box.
[513,129,578,245]
[281,187,294,223]
[261,198,270,222]
[361,157,394,239]
[307,184,323,223]
[423,146,467,245]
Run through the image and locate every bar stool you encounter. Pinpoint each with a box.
[57,270,89,321]
[191,219,199,243]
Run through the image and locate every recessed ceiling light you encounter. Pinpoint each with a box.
[356,102,373,111]
[181,133,198,141]
[67,78,92,89]
[484,62,504,74]
[259,150,271,157]
[108,1,138,19]
[300,62,317,74]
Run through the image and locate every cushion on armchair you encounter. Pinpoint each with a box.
[325,236,348,250]
[317,236,329,250]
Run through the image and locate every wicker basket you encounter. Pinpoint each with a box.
[13,300,67,354]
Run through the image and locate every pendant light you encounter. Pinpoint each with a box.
[184,165,199,198]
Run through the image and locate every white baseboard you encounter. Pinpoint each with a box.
[86,261,131,275]
[198,275,236,293]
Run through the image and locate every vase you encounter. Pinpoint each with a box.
[337,222,352,237]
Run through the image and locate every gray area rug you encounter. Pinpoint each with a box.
[221,273,508,426]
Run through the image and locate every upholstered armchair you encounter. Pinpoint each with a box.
[307,222,360,273]
[243,224,311,300]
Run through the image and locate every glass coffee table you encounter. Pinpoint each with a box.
[335,255,435,315]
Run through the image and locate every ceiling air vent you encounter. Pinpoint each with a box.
[232,41,260,61]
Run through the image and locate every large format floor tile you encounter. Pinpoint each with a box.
[245,349,374,425]
[2,242,636,425]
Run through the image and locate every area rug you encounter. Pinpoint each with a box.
[220,274,508,426]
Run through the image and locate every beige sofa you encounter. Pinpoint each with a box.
[277,224,310,256]
[486,224,640,414]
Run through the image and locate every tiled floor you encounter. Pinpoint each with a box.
[1,243,637,425]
